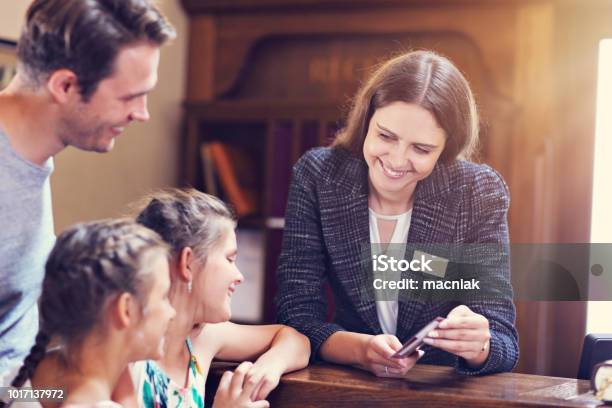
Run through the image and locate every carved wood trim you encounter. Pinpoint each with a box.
[181,0,554,14]
[193,5,518,99]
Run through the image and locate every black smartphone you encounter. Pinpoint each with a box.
[391,316,444,358]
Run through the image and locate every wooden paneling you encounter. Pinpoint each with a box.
[182,0,538,14]
[196,5,518,99]
[186,16,215,101]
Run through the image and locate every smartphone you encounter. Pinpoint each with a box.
[391,316,444,358]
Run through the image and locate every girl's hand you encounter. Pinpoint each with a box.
[423,305,491,367]
[358,334,423,378]
[244,358,284,401]
[213,362,270,408]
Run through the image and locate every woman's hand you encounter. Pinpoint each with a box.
[213,362,270,408]
[423,305,491,367]
[358,334,423,378]
[244,356,284,401]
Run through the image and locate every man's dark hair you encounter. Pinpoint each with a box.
[17,0,176,101]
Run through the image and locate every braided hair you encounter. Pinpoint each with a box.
[4,219,168,399]
[135,188,236,263]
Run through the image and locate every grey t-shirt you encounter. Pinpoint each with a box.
[0,128,55,373]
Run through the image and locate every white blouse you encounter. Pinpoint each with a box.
[368,208,412,336]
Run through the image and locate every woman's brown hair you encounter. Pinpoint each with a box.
[333,50,479,163]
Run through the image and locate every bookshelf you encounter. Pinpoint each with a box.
[184,100,343,322]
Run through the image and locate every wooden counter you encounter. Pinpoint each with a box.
[206,362,603,407]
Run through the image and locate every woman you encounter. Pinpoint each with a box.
[117,189,310,408]
[0,219,175,407]
[276,50,518,377]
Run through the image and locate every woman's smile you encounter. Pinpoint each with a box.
[378,158,412,179]
[363,102,446,198]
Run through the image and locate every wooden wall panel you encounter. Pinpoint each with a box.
[187,16,216,101]
[206,5,518,98]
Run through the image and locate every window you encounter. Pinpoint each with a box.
[587,39,612,334]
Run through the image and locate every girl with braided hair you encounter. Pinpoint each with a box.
[113,189,310,408]
[0,219,176,407]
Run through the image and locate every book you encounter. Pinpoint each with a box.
[203,141,260,217]
[200,143,218,196]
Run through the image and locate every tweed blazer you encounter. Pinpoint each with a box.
[275,147,519,375]
[276,148,518,375]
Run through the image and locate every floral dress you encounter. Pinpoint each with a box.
[131,338,206,408]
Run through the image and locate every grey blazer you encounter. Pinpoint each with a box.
[275,147,518,375]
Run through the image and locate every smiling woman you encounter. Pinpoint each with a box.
[276,50,518,378]
[363,102,447,213]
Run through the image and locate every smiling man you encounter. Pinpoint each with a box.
[0,0,175,372]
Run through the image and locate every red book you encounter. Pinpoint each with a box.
[208,142,258,217]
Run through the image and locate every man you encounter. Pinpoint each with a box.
[0,0,175,372]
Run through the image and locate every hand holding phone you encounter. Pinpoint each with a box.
[391,317,444,358]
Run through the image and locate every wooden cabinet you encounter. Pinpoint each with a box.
[180,0,612,377]
[184,101,342,320]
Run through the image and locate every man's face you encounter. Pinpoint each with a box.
[60,41,160,152]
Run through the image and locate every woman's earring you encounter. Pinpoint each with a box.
[187,281,193,294]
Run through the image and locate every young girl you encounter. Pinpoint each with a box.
[118,189,310,408]
[0,219,175,408]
